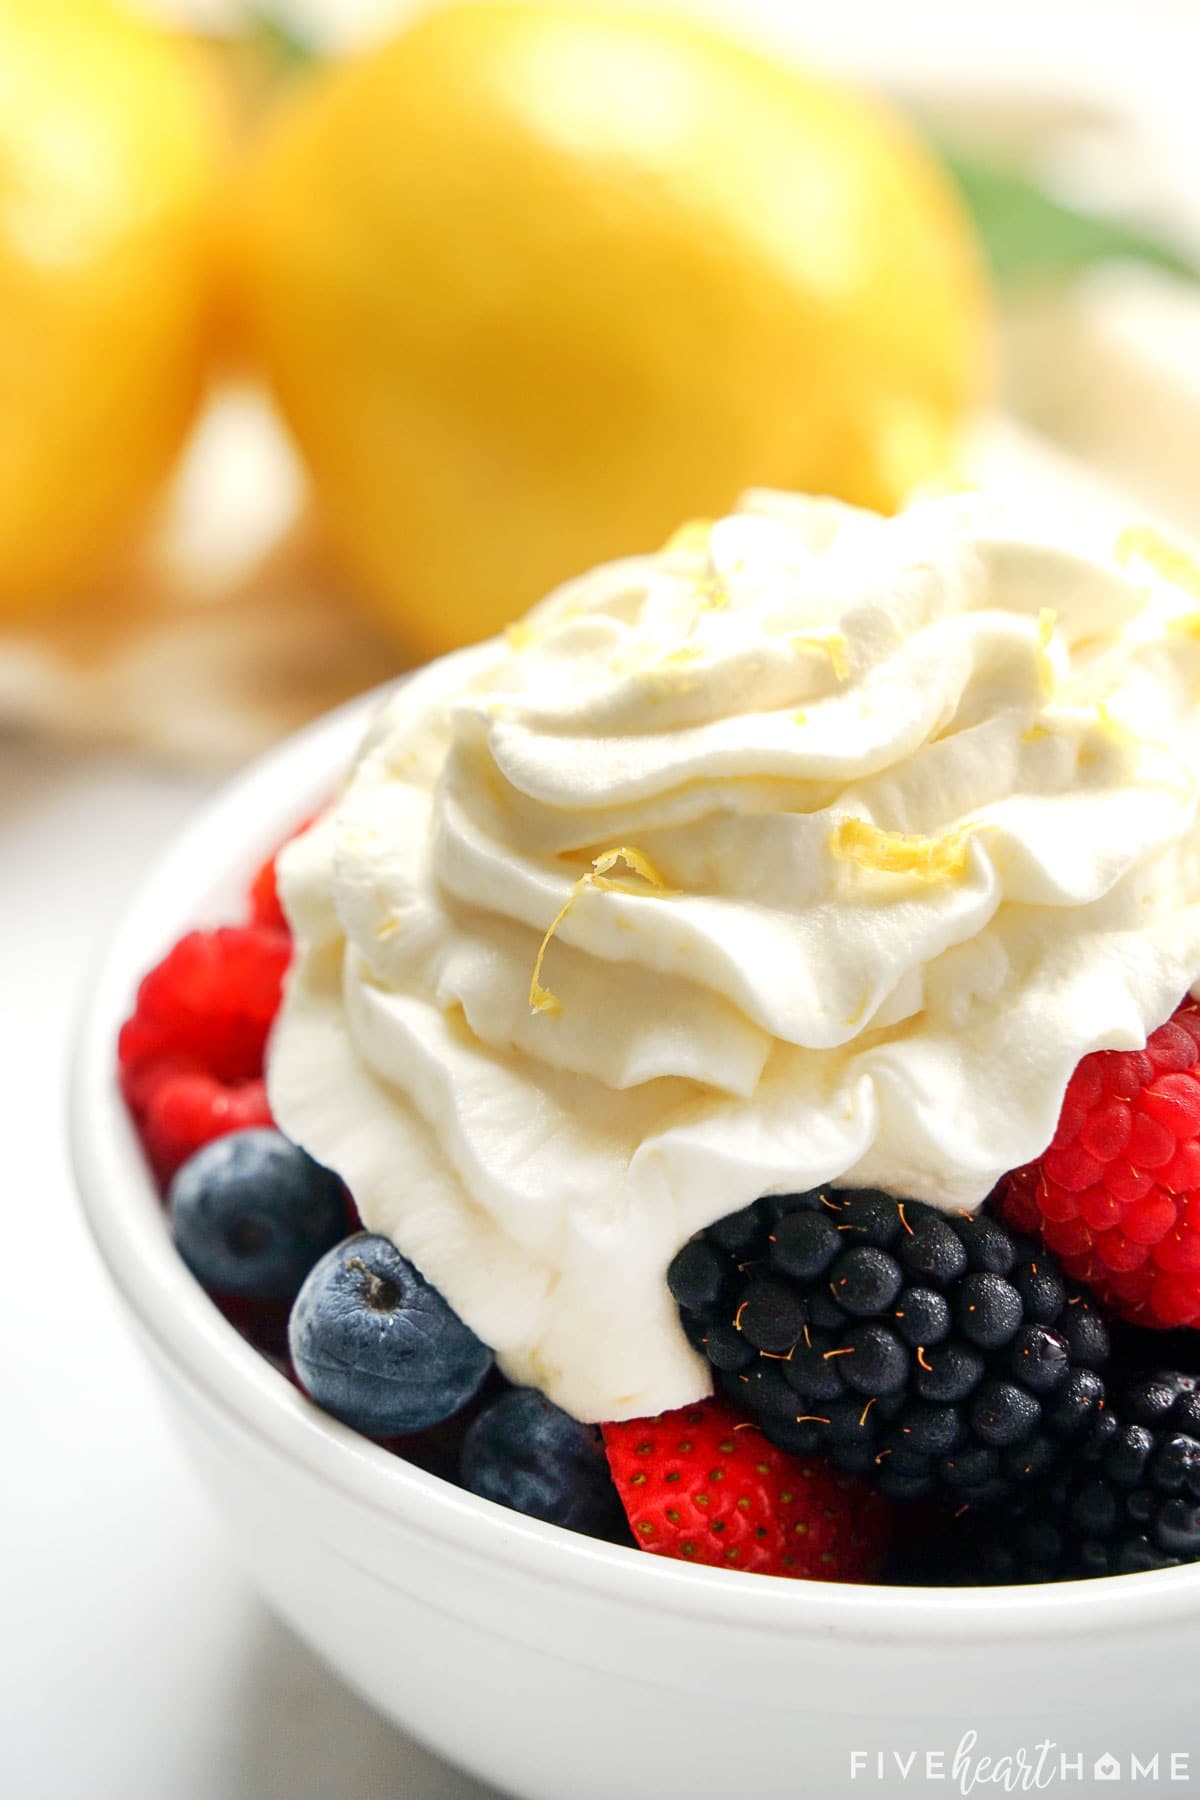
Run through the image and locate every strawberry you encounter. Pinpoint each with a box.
[601,1395,892,1581]
[997,1000,1200,1330]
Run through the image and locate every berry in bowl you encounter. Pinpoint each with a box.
[74,492,1200,1797]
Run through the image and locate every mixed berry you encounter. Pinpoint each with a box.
[289,1233,495,1438]
[117,828,1200,1587]
[997,1013,1200,1331]
[602,1398,892,1580]
[669,1193,1110,1510]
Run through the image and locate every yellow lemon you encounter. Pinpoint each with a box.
[237,2,989,657]
[0,0,225,617]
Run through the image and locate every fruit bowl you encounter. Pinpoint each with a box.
[71,692,1200,1798]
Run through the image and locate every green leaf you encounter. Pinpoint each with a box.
[938,147,1198,288]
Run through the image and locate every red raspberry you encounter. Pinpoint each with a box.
[246,812,321,936]
[141,1072,274,1187]
[998,1001,1200,1329]
[602,1396,892,1582]
[119,925,290,1183]
[248,853,289,936]
[120,926,290,1086]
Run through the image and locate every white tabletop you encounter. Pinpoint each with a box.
[0,744,499,1800]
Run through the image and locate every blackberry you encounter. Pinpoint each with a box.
[668,1189,1109,1509]
[946,1370,1200,1584]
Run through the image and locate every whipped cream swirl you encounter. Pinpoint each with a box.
[269,492,1200,1421]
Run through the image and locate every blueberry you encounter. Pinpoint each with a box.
[461,1388,628,1540]
[168,1129,346,1300]
[289,1233,493,1436]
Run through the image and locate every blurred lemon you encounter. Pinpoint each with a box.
[237,2,989,656]
[0,0,224,618]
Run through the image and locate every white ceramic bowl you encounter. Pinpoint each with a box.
[72,695,1200,1798]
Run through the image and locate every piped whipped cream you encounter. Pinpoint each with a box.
[269,491,1200,1421]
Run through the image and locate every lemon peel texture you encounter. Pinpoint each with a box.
[529,847,678,1015]
[831,816,972,882]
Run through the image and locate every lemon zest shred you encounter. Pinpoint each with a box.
[1117,525,1200,600]
[529,846,679,1015]
[660,644,702,667]
[786,631,850,681]
[1167,611,1200,641]
[1021,723,1052,744]
[589,846,677,892]
[832,816,971,882]
[794,708,808,725]
[505,620,536,651]
[528,889,575,1014]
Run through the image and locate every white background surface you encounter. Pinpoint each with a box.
[0,747,499,1800]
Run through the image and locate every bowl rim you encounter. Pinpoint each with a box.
[70,687,1200,1642]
